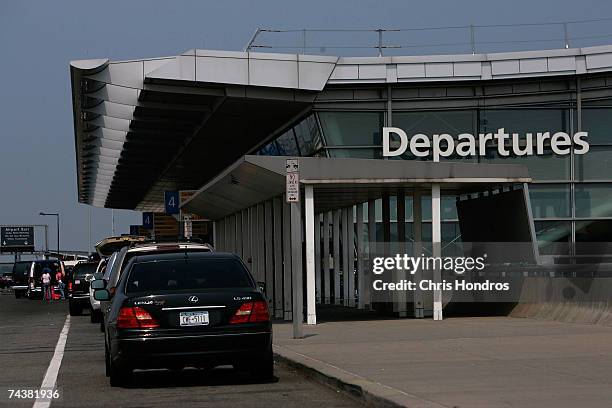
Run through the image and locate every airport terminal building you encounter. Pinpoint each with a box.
[71,45,612,322]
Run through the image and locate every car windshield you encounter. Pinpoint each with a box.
[126,258,253,294]
[72,263,98,279]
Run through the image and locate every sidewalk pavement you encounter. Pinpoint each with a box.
[273,314,612,407]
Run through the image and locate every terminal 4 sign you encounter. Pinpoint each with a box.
[383,127,590,162]
[1,226,34,253]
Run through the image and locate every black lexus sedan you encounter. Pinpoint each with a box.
[94,251,273,387]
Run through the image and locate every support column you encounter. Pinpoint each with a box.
[212,221,218,250]
[333,209,341,305]
[347,206,355,307]
[382,193,392,308]
[242,209,250,270]
[282,198,293,320]
[291,198,304,338]
[432,184,443,321]
[264,200,274,307]
[366,199,375,310]
[356,203,365,309]
[323,211,331,304]
[272,197,284,318]
[413,191,424,318]
[342,207,350,306]
[249,206,258,277]
[305,185,317,325]
[256,203,266,282]
[396,189,407,317]
[217,219,224,251]
[315,213,322,304]
[236,211,243,258]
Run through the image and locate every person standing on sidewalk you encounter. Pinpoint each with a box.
[41,267,52,302]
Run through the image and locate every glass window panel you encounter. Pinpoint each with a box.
[534,221,571,255]
[575,220,612,256]
[257,141,280,156]
[318,112,383,146]
[480,147,570,181]
[581,108,612,145]
[393,110,476,136]
[575,146,612,180]
[575,184,612,218]
[421,222,461,244]
[421,196,458,220]
[529,184,570,218]
[326,148,382,159]
[479,109,569,135]
[275,130,299,156]
[293,115,323,156]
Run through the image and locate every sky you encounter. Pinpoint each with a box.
[1,0,612,254]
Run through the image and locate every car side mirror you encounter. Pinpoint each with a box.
[91,279,105,290]
[257,281,266,294]
[93,289,110,301]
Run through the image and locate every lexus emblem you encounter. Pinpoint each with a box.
[188,296,199,303]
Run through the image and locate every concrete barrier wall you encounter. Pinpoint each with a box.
[510,277,612,326]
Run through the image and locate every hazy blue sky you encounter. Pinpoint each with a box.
[1,0,612,254]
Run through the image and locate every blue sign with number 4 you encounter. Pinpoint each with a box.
[164,191,180,215]
[143,212,154,229]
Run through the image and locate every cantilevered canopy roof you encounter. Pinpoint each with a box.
[70,50,338,210]
[180,155,531,220]
[71,45,612,210]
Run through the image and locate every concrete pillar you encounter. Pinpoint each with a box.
[305,185,317,325]
[241,209,251,270]
[413,191,425,318]
[382,193,392,308]
[396,190,407,317]
[236,211,243,258]
[366,199,375,309]
[249,206,258,277]
[290,199,304,338]
[272,197,284,318]
[217,219,224,251]
[315,212,322,304]
[212,221,217,249]
[264,200,274,308]
[323,211,331,304]
[333,209,341,305]
[282,198,293,320]
[347,206,355,307]
[257,203,265,282]
[224,216,231,252]
[342,207,350,306]
[356,203,365,309]
[432,183,443,321]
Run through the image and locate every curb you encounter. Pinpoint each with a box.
[273,345,443,408]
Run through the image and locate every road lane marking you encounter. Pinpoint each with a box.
[32,315,70,408]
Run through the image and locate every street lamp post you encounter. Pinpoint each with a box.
[40,212,60,260]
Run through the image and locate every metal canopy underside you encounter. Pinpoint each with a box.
[180,155,531,220]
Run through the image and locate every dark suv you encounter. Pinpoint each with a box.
[95,252,272,387]
[11,261,32,298]
[28,260,63,299]
[67,262,98,315]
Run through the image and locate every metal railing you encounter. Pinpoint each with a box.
[244,17,612,56]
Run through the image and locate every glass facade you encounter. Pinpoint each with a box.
[256,88,612,261]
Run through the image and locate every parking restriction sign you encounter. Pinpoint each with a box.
[286,159,300,203]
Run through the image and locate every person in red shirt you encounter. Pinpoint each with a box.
[55,270,65,300]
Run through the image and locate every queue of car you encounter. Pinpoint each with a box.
[6,235,274,387]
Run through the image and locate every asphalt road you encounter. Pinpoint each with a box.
[0,291,359,407]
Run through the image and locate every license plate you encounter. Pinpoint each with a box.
[74,280,80,284]
[179,311,209,327]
